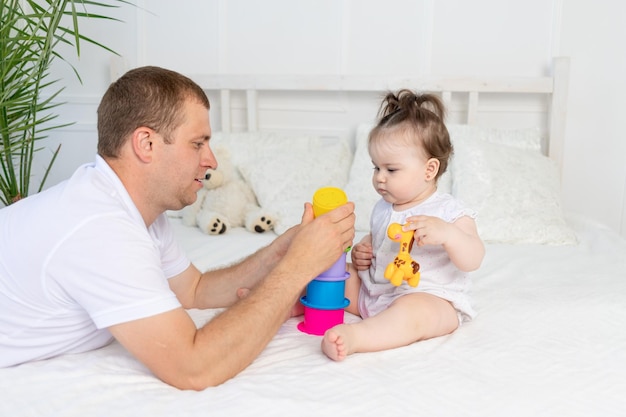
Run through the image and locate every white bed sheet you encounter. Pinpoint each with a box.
[2,214,625,417]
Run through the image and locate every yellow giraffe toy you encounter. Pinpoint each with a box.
[384,223,420,287]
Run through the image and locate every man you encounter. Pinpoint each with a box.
[0,66,355,390]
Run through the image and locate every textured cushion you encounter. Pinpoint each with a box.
[447,124,543,152]
[231,133,352,234]
[451,137,577,244]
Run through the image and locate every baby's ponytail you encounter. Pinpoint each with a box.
[377,89,446,126]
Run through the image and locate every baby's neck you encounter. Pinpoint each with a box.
[392,185,437,212]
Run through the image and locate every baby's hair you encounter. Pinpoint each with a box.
[369,89,453,179]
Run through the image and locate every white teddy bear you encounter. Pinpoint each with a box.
[180,146,276,235]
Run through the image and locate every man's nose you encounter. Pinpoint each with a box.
[203,148,218,169]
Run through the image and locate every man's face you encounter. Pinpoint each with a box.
[155,99,216,211]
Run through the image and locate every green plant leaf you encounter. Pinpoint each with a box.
[0,0,129,205]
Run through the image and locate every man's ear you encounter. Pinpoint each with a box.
[425,157,440,181]
[132,127,154,163]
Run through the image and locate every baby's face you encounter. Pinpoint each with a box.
[369,136,435,211]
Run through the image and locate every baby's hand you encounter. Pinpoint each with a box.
[404,215,452,247]
[351,240,373,271]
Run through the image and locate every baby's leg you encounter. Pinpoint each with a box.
[343,263,362,316]
[322,292,458,361]
[319,264,361,361]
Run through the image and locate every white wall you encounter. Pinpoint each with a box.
[558,0,626,238]
[38,0,626,238]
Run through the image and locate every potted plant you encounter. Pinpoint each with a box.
[0,0,128,206]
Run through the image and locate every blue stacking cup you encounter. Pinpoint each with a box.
[302,272,350,309]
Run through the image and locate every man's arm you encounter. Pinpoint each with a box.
[108,202,355,390]
[167,222,300,310]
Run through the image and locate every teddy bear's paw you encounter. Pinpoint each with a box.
[206,218,228,235]
[248,214,275,233]
[197,211,230,235]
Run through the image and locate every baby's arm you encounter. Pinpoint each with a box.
[350,233,373,271]
[403,215,484,272]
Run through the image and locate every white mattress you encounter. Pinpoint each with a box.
[2,214,625,417]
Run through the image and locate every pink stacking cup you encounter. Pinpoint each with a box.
[297,307,345,336]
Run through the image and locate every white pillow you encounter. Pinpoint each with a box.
[451,137,577,245]
[344,124,378,232]
[447,124,543,152]
[236,133,353,235]
[208,131,261,166]
[344,123,452,232]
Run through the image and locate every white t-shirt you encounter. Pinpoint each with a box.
[358,192,477,321]
[0,156,189,367]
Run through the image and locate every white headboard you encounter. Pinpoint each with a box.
[190,56,569,167]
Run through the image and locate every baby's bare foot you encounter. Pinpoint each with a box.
[322,327,350,361]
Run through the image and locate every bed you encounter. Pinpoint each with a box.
[2,57,626,417]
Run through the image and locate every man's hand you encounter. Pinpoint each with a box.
[282,202,355,279]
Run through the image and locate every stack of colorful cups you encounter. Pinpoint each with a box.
[297,187,350,336]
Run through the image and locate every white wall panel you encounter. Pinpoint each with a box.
[31,126,99,188]
[47,4,137,97]
[36,0,626,237]
[341,0,432,75]
[622,179,626,237]
[558,0,626,236]
[219,0,341,74]
[431,0,553,76]
[138,0,220,73]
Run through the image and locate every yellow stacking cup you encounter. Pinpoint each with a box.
[312,187,348,218]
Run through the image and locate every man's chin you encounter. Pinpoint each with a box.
[172,196,196,211]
